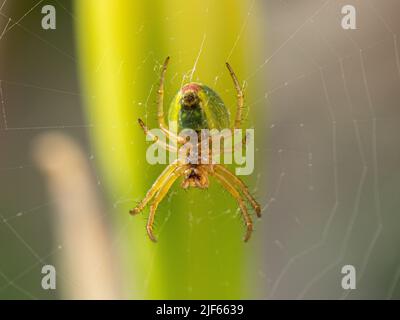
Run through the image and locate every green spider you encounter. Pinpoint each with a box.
[130,57,261,242]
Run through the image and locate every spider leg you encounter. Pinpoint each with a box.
[208,132,249,160]
[138,118,178,152]
[129,160,181,215]
[157,56,186,144]
[214,165,261,217]
[226,62,244,129]
[146,165,187,242]
[212,171,253,242]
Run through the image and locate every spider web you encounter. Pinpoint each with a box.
[0,0,400,299]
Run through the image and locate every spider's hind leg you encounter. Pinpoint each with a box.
[214,164,261,217]
[226,62,244,130]
[156,56,186,144]
[137,118,178,153]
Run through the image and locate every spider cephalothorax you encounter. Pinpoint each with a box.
[131,57,261,242]
[181,165,209,189]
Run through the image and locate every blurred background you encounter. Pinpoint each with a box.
[0,0,399,299]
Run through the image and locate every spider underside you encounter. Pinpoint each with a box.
[130,57,261,242]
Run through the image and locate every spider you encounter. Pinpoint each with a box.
[130,57,261,242]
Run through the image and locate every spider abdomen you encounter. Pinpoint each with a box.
[168,82,230,132]
[178,104,208,130]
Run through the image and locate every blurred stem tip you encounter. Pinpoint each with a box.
[33,132,121,299]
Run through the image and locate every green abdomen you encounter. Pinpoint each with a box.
[178,106,208,130]
[168,83,231,132]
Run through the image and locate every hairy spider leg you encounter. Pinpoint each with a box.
[147,165,188,242]
[212,171,253,242]
[137,118,178,153]
[129,160,182,215]
[226,62,244,130]
[214,164,261,217]
[157,56,186,144]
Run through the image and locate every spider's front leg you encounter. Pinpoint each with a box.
[146,165,187,242]
[130,160,180,215]
[212,170,254,242]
